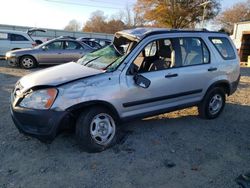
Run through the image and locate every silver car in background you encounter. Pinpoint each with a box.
[5,37,94,69]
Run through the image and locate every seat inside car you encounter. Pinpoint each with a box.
[148,44,173,71]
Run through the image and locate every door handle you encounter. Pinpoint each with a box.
[208,67,217,71]
[165,73,178,78]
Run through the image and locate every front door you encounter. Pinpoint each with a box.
[119,36,214,118]
[38,41,64,64]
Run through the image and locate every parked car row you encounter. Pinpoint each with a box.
[0,28,113,69]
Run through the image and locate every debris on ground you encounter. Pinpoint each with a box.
[235,172,250,188]
[164,160,176,168]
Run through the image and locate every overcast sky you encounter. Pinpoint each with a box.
[0,0,246,30]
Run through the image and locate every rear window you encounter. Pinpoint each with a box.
[210,37,236,60]
[9,34,29,41]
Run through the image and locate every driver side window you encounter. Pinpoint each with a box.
[132,38,175,73]
[46,41,63,50]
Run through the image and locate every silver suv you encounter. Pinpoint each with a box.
[10,28,240,152]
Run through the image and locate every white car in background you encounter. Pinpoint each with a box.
[0,28,45,58]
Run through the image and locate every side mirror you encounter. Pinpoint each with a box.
[134,74,151,88]
[128,63,139,75]
[42,46,47,50]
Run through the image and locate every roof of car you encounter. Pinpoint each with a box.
[115,27,224,41]
[51,38,78,42]
[78,37,111,40]
[0,29,28,35]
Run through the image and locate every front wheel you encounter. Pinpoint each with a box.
[76,107,118,152]
[198,87,226,119]
[20,56,37,69]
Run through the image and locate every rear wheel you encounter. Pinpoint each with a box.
[198,87,226,119]
[76,107,118,152]
[20,56,37,69]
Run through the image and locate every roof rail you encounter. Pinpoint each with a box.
[170,28,210,32]
[56,36,76,40]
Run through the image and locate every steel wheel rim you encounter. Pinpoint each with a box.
[209,94,223,115]
[90,113,116,146]
[22,58,34,68]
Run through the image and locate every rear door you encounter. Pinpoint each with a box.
[37,40,64,64]
[62,41,87,63]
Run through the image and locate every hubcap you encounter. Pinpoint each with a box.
[209,94,223,115]
[22,58,34,68]
[90,113,116,146]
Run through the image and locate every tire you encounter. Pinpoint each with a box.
[20,56,37,69]
[75,107,118,153]
[198,87,226,119]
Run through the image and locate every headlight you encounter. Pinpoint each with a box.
[19,88,58,109]
[5,52,15,58]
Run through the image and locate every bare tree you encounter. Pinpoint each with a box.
[83,11,107,33]
[116,4,146,28]
[216,0,250,33]
[83,10,126,34]
[64,19,81,31]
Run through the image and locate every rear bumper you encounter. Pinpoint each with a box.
[10,104,71,141]
[230,74,240,95]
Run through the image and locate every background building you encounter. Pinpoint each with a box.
[231,20,250,62]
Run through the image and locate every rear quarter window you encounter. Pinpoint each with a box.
[0,32,8,40]
[209,37,236,60]
[9,34,29,41]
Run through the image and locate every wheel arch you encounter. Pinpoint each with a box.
[66,100,121,121]
[205,80,230,98]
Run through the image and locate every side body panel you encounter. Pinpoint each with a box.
[51,32,240,120]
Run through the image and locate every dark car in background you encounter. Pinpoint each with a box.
[77,37,112,49]
[5,37,94,69]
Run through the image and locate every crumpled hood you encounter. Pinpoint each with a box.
[19,62,103,91]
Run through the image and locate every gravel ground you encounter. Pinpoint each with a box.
[0,60,250,188]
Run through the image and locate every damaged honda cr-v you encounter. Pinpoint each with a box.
[10,28,240,152]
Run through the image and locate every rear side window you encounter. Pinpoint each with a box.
[46,41,63,50]
[210,37,236,60]
[9,34,29,41]
[0,32,8,40]
[178,37,210,66]
[65,41,83,50]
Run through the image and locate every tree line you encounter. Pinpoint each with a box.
[64,0,250,34]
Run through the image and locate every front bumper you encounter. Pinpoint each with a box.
[10,103,71,142]
[5,56,18,66]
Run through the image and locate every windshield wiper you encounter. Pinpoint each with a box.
[83,56,101,66]
[103,58,119,71]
